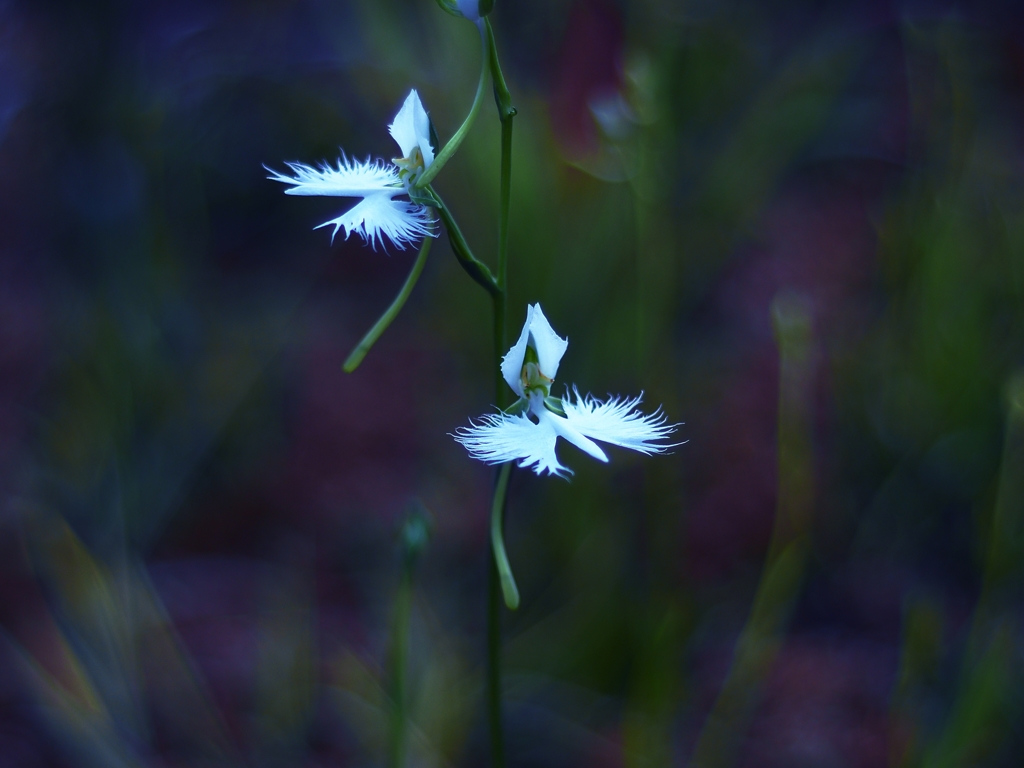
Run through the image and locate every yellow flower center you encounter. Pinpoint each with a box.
[393,146,426,188]
[520,360,552,398]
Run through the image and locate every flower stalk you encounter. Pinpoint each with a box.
[344,233,434,373]
[486,19,516,768]
[272,10,679,768]
[415,28,489,189]
[389,504,432,768]
[490,461,518,609]
[485,20,515,121]
[389,563,413,768]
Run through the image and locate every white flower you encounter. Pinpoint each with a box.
[267,90,438,250]
[455,304,680,477]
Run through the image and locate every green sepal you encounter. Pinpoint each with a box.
[503,398,529,417]
[543,396,566,417]
[408,188,434,207]
[428,118,441,159]
[478,0,494,16]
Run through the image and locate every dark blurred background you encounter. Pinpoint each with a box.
[2,0,1024,765]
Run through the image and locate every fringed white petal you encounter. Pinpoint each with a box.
[314,193,434,251]
[266,155,400,196]
[453,412,570,477]
[561,387,682,454]
[389,90,435,168]
[535,404,608,463]
[525,304,568,382]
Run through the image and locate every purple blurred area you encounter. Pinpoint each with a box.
[2,0,1024,766]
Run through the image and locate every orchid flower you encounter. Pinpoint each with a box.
[455,304,680,477]
[267,90,437,250]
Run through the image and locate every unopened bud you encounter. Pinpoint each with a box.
[457,0,493,21]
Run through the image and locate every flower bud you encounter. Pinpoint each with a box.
[398,501,433,565]
[435,0,493,21]
[457,0,485,20]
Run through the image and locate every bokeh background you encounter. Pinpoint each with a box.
[2,0,1024,765]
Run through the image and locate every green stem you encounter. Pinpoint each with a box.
[484,19,515,120]
[427,186,499,296]
[492,289,507,396]
[389,564,413,768]
[486,242,509,768]
[389,505,431,768]
[490,462,517,609]
[487,247,509,768]
[415,28,489,189]
[344,234,434,373]
[487,546,505,768]
[497,112,513,295]
[484,19,517,768]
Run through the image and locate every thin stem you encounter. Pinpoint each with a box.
[484,19,515,120]
[486,250,509,768]
[344,235,434,373]
[389,565,413,768]
[427,186,499,296]
[485,19,516,768]
[487,546,505,768]
[492,288,507,396]
[486,252,508,768]
[497,113,512,295]
[389,505,432,768]
[416,28,489,189]
[490,462,517,609]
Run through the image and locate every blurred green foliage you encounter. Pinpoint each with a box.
[2,0,1024,766]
